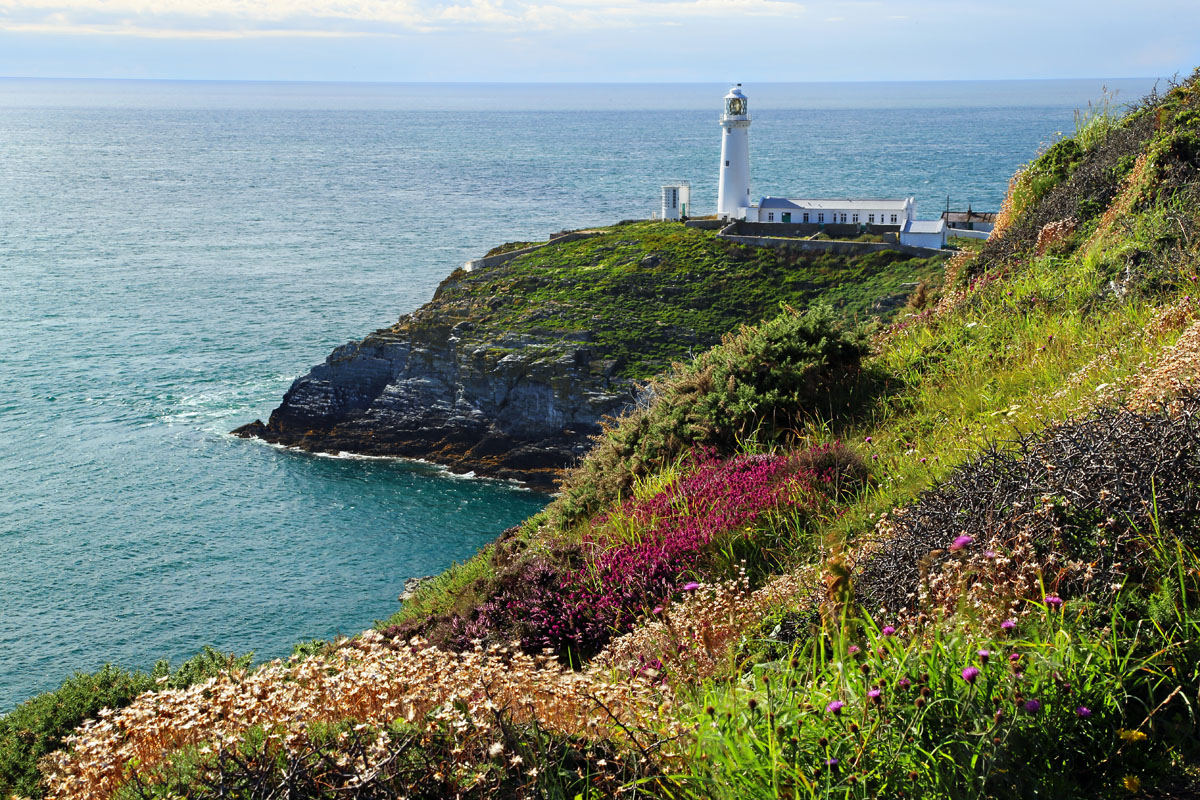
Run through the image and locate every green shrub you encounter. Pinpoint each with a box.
[552,305,874,526]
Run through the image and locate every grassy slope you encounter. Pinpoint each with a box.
[404,222,942,379]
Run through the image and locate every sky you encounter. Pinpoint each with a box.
[0,0,1196,82]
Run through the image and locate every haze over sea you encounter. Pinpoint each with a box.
[0,77,1159,710]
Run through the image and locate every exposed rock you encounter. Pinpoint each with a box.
[399,576,434,602]
[234,321,631,491]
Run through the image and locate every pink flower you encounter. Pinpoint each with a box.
[961,667,981,684]
[950,534,974,551]
[881,626,896,636]
[682,582,701,592]
[1045,595,1064,610]
[1001,619,1016,631]
[826,700,845,715]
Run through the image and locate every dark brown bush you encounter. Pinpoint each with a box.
[856,401,1200,617]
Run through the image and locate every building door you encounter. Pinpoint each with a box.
[782,213,791,223]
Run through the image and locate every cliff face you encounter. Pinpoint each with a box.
[236,221,945,487]
[236,323,631,489]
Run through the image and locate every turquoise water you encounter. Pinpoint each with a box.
[0,77,1159,710]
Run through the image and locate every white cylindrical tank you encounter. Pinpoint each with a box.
[717,85,751,220]
[661,182,691,220]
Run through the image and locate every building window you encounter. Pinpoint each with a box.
[868,214,875,223]
[890,214,898,224]
[840,213,848,223]
[725,160,730,166]
[818,213,824,223]
[767,212,774,221]
[852,213,859,224]
[802,213,809,223]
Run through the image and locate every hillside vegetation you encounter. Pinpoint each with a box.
[6,72,1200,800]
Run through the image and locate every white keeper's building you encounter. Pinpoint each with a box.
[702,84,945,248]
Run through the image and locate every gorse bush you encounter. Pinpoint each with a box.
[553,306,872,526]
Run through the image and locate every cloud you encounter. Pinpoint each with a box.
[0,0,807,37]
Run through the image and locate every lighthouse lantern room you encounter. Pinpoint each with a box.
[717,84,752,220]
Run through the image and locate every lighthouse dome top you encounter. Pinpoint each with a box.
[723,84,748,118]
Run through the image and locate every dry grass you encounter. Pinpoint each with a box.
[594,567,819,688]
[42,632,673,800]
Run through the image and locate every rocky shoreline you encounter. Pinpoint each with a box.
[232,322,635,491]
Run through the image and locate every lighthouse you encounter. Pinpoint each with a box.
[717,84,751,220]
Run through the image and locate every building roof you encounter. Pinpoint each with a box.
[942,210,997,223]
[902,219,947,234]
[758,196,912,211]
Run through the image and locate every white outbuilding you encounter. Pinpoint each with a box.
[899,218,948,248]
[661,183,692,220]
[745,197,916,227]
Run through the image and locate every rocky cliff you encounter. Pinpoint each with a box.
[235,221,945,488]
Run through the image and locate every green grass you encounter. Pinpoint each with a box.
[677,545,1200,799]
[398,221,944,380]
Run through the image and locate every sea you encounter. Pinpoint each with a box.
[0,77,1162,711]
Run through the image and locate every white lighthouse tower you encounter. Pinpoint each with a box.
[717,84,751,220]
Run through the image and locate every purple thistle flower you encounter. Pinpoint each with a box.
[898,677,911,689]
[1023,699,1042,714]
[652,606,664,615]
[864,436,872,443]
[1045,595,1064,609]
[1076,706,1092,718]
[682,582,701,592]
[825,758,839,767]
[848,645,860,655]
[826,700,845,715]
[881,626,896,637]
[978,649,991,663]
[1001,619,1016,631]
[950,534,974,551]
[984,550,998,559]
[867,688,882,703]
[961,667,981,684]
